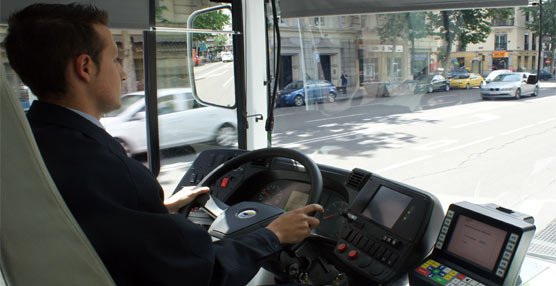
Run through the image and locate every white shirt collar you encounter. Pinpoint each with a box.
[65,107,104,129]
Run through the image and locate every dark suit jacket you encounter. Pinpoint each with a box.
[27,101,281,286]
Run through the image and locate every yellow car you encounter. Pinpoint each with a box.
[449,73,484,89]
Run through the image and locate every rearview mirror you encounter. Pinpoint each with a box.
[187,5,236,109]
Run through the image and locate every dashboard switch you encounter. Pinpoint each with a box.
[220,177,230,188]
[337,243,347,253]
[348,250,358,259]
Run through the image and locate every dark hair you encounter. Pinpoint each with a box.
[2,3,108,99]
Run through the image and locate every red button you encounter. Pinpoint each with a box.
[417,267,430,276]
[348,250,358,259]
[220,177,229,188]
[337,243,347,252]
[457,274,466,280]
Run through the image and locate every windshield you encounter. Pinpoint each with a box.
[267,6,556,240]
[493,74,521,82]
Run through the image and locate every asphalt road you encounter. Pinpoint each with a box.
[157,82,556,230]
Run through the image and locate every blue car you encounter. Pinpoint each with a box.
[277,80,338,107]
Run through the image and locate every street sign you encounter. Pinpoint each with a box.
[200,43,207,52]
[314,52,320,63]
[545,59,551,65]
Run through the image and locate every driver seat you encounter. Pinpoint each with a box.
[0,57,115,285]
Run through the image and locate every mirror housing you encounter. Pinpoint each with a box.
[132,111,146,121]
[187,5,236,109]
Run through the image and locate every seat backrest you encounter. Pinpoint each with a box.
[0,56,115,285]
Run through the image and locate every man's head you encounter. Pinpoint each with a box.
[3,3,126,116]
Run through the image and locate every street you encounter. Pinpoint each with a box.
[157,82,556,230]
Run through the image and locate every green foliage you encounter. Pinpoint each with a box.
[213,34,228,51]
[192,11,231,43]
[427,8,513,50]
[377,12,428,44]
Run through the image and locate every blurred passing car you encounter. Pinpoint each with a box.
[221,52,234,62]
[482,69,512,86]
[414,75,450,93]
[101,88,237,155]
[277,80,338,107]
[480,73,538,100]
[449,73,483,89]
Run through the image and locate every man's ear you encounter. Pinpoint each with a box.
[73,54,95,83]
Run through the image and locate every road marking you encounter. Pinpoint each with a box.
[275,112,297,117]
[451,114,498,129]
[443,137,493,152]
[413,139,457,151]
[376,155,433,173]
[306,113,366,123]
[539,117,556,124]
[500,124,536,136]
[223,76,234,87]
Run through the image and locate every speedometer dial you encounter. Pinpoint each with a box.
[257,183,284,207]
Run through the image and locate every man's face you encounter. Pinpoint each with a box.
[90,24,126,114]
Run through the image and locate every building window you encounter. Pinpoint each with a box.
[314,17,326,27]
[532,33,536,50]
[524,35,529,51]
[533,56,536,69]
[495,34,507,50]
[525,12,530,22]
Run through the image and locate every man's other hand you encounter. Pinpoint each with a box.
[266,204,324,244]
[164,186,210,213]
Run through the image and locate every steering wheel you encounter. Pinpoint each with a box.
[185,147,323,239]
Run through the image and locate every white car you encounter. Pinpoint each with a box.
[482,69,512,87]
[221,52,234,62]
[101,88,237,155]
[480,72,538,100]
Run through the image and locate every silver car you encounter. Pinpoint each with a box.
[101,88,237,155]
[480,73,539,100]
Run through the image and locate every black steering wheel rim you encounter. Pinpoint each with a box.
[198,147,322,205]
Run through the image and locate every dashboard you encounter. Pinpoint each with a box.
[174,148,443,285]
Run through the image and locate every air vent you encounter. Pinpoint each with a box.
[346,168,370,190]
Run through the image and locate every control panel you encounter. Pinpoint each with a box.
[334,174,444,283]
[409,202,535,286]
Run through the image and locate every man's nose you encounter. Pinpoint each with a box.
[121,69,128,81]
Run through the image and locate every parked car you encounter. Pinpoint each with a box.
[221,52,233,62]
[480,72,538,100]
[101,88,237,155]
[277,80,338,106]
[449,73,483,89]
[448,67,468,79]
[482,69,512,86]
[528,69,553,81]
[414,75,450,93]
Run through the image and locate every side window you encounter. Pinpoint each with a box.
[158,95,176,115]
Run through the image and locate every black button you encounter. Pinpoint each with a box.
[347,231,357,242]
[353,221,364,229]
[353,233,362,246]
[381,250,392,263]
[189,173,197,184]
[358,255,372,268]
[387,253,399,266]
[358,237,369,249]
[364,240,374,252]
[374,245,386,259]
[391,239,400,248]
[369,261,384,276]
[368,243,379,256]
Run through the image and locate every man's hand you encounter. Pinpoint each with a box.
[266,204,324,244]
[164,186,210,214]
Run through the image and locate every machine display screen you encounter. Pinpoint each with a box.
[446,215,508,271]
[361,186,412,228]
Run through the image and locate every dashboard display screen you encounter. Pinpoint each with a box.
[446,215,508,271]
[361,186,411,228]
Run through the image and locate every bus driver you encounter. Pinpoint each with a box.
[3,3,323,286]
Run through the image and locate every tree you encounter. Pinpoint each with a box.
[427,8,513,76]
[521,1,556,73]
[377,12,428,80]
[213,34,228,52]
[192,11,230,43]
